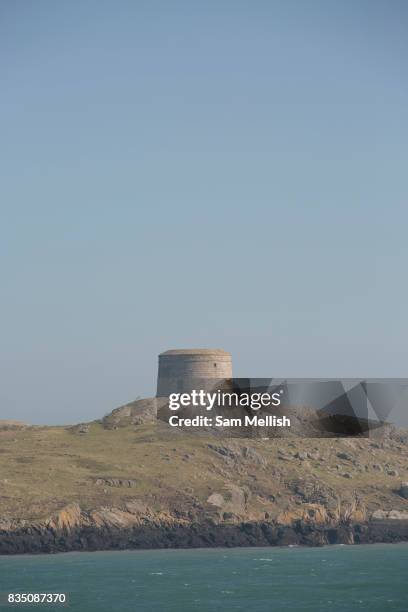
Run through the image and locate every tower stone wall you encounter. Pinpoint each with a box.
[156,349,232,397]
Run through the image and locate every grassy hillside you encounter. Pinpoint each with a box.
[1,418,407,524]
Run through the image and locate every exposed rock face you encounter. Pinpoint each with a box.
[102,398,163,429]
[337,451,353,461]
[207,443,267,468]
[95,478,138,488]
[276,503,330,526]
[205,484,250,519]
[70,424,90,434]
[46,503,83,532]
[371,510,408,520]
[1,501,408,555]
[207,493,225,507]
[399,482,408,499]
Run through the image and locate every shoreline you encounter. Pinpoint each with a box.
[2,540,408,559]
[2,519,408,556]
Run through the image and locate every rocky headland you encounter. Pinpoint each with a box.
[1,400,408,554]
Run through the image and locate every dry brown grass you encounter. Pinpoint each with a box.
[0,421,407,521]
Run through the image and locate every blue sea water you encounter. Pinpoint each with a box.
[0,544,407,612]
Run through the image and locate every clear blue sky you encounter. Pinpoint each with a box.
[1,1,407,424]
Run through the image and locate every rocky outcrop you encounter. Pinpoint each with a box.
[398,482,408,499]
[206,484,250,518]
[1,500,408,555]
[94,478,138,488]
[46,503,83,532]
[276,503,330,526]
[69,424,90,435]
[371,509,408,520]
[207,443,267,468]
[0,420,28,430]
[102,398,162,429]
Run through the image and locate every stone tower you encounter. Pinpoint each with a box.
[156,349,232,397]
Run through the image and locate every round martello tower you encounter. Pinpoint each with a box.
[156,349,232,397]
